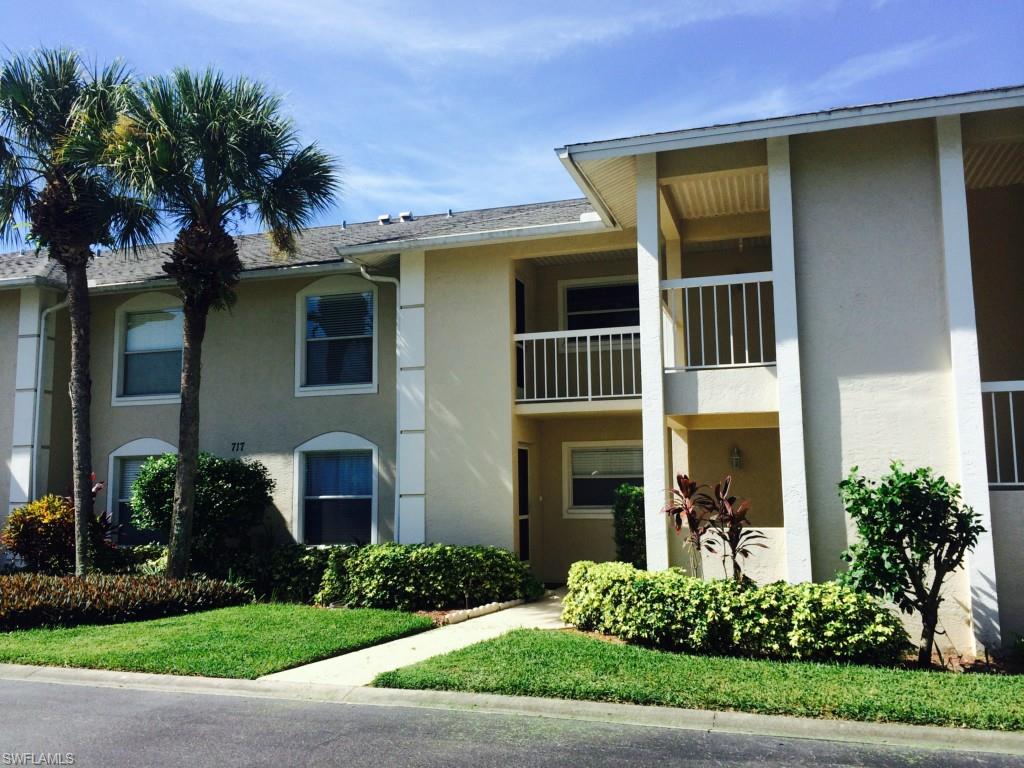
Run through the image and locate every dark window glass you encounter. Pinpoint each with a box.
[565,283,639,330]
[304,498,372,545]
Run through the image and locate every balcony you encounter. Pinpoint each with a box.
[983,381,1023,488]
[660,271,779,416]
[514,326,641,403]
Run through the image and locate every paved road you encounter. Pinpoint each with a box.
[0,679,1014,767]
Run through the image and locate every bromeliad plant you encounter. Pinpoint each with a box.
[664,474,765,582]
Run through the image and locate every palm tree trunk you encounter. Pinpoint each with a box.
[66,260,94,576]
[166,301,208,579]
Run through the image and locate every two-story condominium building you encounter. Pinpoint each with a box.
[1,86,1022,654]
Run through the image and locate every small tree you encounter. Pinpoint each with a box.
[838,461,985,668]
[130,453,275,577]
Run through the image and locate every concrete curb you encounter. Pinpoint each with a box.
[1,663,1021,756]
[441,598,524,626]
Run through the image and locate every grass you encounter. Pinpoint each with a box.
[0,603,432,679]
[375,629,1024,731]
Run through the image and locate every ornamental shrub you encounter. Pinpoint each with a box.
[0,495,117,573]
[313,545,359,606]
[612,484,646,569]
[234,544,349,603]
[345,544,544,611]
[0,573,252,631]
[562,561,910,665]
[130,453,275,576]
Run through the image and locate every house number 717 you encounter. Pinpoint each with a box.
[231,441,246,452]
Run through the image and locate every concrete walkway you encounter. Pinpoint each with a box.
[263,591,567,687]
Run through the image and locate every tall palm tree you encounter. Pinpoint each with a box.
[0,49,157,574]
[102,69,338,577]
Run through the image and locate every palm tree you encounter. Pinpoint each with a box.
[0,49,157,574]
[102,69,338,577]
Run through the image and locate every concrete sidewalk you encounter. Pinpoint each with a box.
[263,591,567,686]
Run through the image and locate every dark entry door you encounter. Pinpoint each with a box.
[517,446,530,561]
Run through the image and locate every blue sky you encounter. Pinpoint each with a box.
[5,1,1023,228]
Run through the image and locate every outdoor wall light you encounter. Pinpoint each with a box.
[729,446,742,469]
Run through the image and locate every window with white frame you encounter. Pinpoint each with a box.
[296,277,377,395]
[302,450,374,544]
[115,456,163,545]
[563,279,639,331]
[565,443,643,518]
[120,307,183,397]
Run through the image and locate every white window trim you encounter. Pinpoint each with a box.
[106,437,177,524]
[562,440,643,520]
[111,292,183,407]
[293,431,379,545]
[556,274,639,331]
[295,275,379,397]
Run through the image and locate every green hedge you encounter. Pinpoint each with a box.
[343,544,544,611]
[562,561,910,665]
[612,484,646,569]
[0,573,253,631]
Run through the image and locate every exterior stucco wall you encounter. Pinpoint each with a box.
[991,491,1024,642]
[0,291,20,515]
[531,413,642,583]
[82,274,397,542]
[968,184,1024,382]
[424,248,515,549]
[791,119,972,650]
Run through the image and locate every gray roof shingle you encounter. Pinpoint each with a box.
[0,198,594,289]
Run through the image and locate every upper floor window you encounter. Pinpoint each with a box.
[112,294,183,406]
[562,277,639,330]
[296,276,378,396]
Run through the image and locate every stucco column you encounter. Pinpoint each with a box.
[397,250,426,543]
[8,287,53,517]
[935,115,1000,650]
[767,136,813,583]
[636,153,670,571]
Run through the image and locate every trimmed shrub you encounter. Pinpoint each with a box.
[235,545,339,603]
[562,561,910,665]
[313,545,359,606]
[612,484,646,569]
[345,544,544,611]
[0,573,252,631]
[0,495,117,573]
[130,453,275,576]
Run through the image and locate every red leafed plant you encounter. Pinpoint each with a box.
[664,474,766,582]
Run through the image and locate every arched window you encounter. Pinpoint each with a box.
[293,432,379,544]
[295,275,378,397]
[111,293,183,406]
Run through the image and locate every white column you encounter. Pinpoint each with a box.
[8,288,44,517]
[636,153,670,571]
[935,114,1000,651]
[767,136,813,583]
[397,250,426,544]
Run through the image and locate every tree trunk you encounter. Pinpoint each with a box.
[166,301,209,579]
[66,261,94,576]
[918,605,939,668]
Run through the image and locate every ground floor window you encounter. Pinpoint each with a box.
[565,442,643,518]
[303,450,374,544]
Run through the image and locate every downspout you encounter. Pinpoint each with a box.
[31,297,69,499]
[334,249,402,542]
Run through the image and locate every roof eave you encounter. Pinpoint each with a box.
[562,85,1024,162]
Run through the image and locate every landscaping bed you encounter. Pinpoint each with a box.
[374,628,1024,731]
[0,603,432,679]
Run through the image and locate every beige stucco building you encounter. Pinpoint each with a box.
[1,87,1022,654]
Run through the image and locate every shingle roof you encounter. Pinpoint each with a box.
[0,198,594,289]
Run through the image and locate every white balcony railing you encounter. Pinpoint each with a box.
[660,271,776,370]
[982,380,1024,487]
[514,326,641,402]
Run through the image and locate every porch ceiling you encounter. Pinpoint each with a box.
[575,155,769,230]
[965,141,1024,188]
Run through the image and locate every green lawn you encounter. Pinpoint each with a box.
[0,603,432,679]
[375,629,1024,731]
